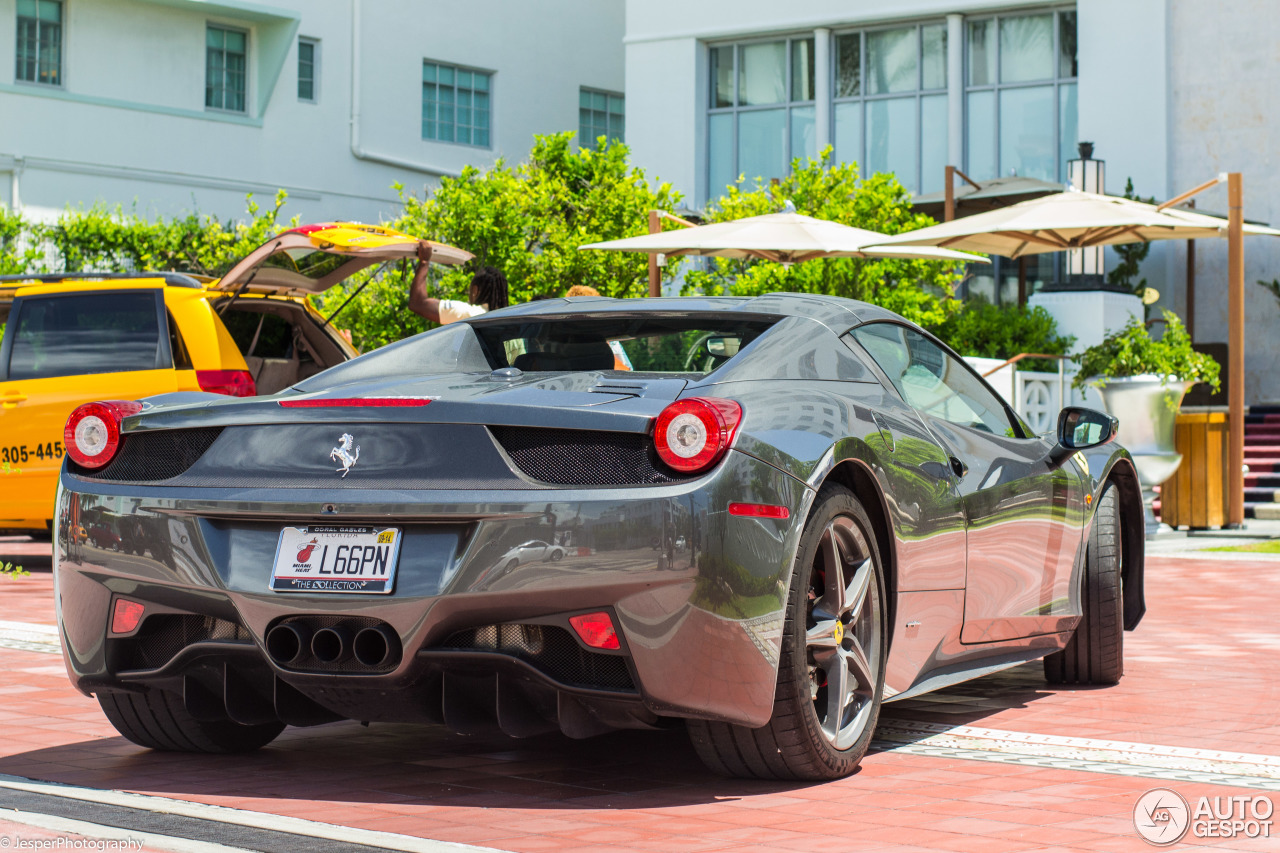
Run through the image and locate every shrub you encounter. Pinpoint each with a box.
[927,298,1074,373]
[1074,310,1220,391]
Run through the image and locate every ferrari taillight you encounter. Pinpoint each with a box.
[653,397,742,474]
[64,401,143,469]
[197,369,256,397]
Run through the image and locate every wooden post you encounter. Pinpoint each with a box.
[945,165,956,222]
[647,209,661,298]
[1186,199,1196,340]
[1227,172,1245,527]
[1017,256,1027,306]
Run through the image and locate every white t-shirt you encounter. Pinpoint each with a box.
[438,300,488,324]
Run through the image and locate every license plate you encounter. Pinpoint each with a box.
[270,526,402,594]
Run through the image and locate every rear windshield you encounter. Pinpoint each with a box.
[6,292,162,381]
[471,316,777,375]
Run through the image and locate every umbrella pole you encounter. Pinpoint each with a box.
[1186,200,1196,340]
[1228,173,1245,527]
[647,210,661,297]
[945,166,955,222]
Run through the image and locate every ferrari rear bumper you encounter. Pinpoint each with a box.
[54,449,810,730]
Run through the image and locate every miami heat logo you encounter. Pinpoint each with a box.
[296,539,319,563]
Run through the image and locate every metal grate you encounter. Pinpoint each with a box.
[70,428,224,482]
[112,614,250,672]
[440,623,635,690]
[490,426,693,487]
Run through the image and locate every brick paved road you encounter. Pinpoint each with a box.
[0,535,1277,852]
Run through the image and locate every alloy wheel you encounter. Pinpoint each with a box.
[805,516,881,750]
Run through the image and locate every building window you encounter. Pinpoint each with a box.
[965,9,1077,183]
[707,37,815,198]
[580,88,624,146]
[831,22,948,196]
[15,0,62,86]
[297,37,317,102]
[206,25,247,113]
[422,61,491,147]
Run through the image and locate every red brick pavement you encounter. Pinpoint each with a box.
[1,535,1278,852]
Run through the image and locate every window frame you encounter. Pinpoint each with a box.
[705,34,816,199]
[421,59,493,149]
[847,321,1029,440]
[205,22,249,114]
[14,0,64,88]
[830,20,949,196]
[963,6,1078,184]
[579,86,625,147]
[296,36,318,103]
[0,289,173,383]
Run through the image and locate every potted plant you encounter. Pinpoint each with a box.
[1074,310,1221,535]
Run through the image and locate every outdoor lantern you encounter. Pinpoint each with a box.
[1067,142,1105,278]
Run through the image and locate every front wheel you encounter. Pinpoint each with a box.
[689,484,887,780]
[1045,482,1123,685]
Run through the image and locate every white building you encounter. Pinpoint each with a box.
[0,0,624,223]
[624,0,1280,404]
[3,0,1279,403]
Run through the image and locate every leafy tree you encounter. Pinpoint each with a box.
[683,147,964,328]
[319,133,683,350]
[927,297,1075,372]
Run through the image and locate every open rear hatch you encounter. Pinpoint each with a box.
[212,223,473,297]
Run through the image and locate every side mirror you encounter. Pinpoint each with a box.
[1050,406,1119,463]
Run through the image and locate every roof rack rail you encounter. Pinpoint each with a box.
[0,272,204,288]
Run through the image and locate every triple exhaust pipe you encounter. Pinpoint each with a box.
[265,620,400,670]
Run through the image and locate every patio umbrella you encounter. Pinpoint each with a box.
[580,212,988,265]
[912,175,1065,221]
[867,190,1280,257]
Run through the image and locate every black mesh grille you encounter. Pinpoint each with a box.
[112,614,250,672]
[439,624,635,691]
[71,428,224,482]
[490,426,693,486]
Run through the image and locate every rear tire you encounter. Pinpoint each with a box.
[98,689,284,754]
[689,484,886,780]
[1045,483,1123,685]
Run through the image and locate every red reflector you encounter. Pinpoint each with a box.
[197,369,256,397]
[728,503,790,519]
[111,599,145,634]
[278,398,433,408]
[568,612,620,650]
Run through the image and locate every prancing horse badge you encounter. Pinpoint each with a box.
[329,433,360,477]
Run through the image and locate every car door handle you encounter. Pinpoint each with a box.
[949,456,968,479]
[0,394,27,407]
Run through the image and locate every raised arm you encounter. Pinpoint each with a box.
[407,240,441,323]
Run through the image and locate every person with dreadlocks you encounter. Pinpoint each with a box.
[408,241,509,324]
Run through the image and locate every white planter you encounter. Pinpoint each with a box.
[1093,374,1194,537]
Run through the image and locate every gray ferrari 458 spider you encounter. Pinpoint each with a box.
[54,292,1144,780]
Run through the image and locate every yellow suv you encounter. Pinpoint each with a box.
[0,222,470,534]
